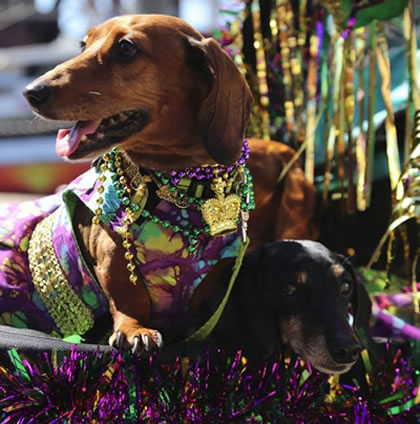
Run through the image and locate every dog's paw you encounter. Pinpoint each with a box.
[109,328,163,355]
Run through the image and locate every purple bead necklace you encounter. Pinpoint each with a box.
[156,139,250,185]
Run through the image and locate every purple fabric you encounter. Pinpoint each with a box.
[0,166,242,339]
[77,167,242,338]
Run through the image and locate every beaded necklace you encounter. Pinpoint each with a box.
[93,140,255,286]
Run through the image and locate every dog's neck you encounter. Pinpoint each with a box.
[124,149,214,171]
[93,141,254,241]
[122,124,213,171]
[121,139,250,190]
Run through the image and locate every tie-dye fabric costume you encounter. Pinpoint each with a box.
[0,166,242,340]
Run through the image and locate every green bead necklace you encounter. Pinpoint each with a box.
[92,146,255,284]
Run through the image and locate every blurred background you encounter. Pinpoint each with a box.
[0,0,234,197]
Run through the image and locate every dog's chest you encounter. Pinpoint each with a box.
[75,168,242,336]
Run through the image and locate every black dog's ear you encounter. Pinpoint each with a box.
[352,277,372,331]
[184,37,253,165]
[337,256,371,332]
[349,268,384,369]
[344,262,372,348]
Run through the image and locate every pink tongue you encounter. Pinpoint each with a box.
[55,119,101,157]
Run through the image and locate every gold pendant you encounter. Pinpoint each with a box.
[156,185,189,208]
[201,194,241,236]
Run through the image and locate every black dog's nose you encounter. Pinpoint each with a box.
[331,343,362,364]
[23,83,54,108]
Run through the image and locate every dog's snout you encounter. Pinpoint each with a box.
[330,342,362,364]
[23,82,54,108]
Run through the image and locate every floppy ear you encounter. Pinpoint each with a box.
[349,271,384,368]
[185,37,254,165]
[349,271,372,332]
[347,266,373,350]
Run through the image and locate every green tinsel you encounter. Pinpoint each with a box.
[0,343,419,423]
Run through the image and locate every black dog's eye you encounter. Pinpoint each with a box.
[79,40,86,52]
[281,283,297,296]
[118,39,139,58]
[339,280,352,297]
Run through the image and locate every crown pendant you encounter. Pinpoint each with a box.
[201,177,241,236]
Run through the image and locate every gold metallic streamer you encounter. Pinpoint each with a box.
[251,0,270,140]
[344,33,356,213]
[325,29,344,200]
[319,0,346,32]
[385,230,395,290]
[368,112,420,272]
[325,374,341,403]
[278,103,325,184]
[290,34,305,144]
[298,0,307,33]
[403,1,420,162]
[355,27,367,211]
[321,53,331,204]
[376,23,401,194]
[336,62,346,203]
[295,2,307,145]
[361,349,373,386]
[398,225,412,278]
[355,132,367,210]
[277,0,296,144]
[367,215,412,269]
[304,30,320,184]
[411,253,419,318]
[269,8,278,41]
[365,21,377,208]
[405,1,420,110]
[230,10,247,76]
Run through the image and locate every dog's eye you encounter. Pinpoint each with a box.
[118,40,139,58]
[281,283,297,296]
[339,281,352,297]
[79,40,86,52]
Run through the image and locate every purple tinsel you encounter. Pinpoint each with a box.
[0,344,419,423]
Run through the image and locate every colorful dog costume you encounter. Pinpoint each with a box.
[0,141,254,341]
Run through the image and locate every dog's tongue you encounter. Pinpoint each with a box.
[56,120,101,157]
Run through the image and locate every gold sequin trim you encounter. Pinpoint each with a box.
[28,209,94,336]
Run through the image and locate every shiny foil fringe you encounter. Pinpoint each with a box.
[215,1,411,215]
[0,345,419,422]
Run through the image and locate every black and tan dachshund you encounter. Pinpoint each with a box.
[198,240,369,374]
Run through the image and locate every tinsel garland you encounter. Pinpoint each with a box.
[215,0,412,213]
[0,344,419,423]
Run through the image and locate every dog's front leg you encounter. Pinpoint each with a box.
[74,203,162,354]
[108,301,163,354]
[94,238,163,354]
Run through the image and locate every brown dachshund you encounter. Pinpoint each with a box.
[18,14,316,353]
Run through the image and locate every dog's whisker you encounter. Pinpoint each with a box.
[28,116,39,128]
[88,91,102,96]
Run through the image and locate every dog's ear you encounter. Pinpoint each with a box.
[185,37,254,165]
[352,279,372,330]
[345,263,372,349]
[349,269,384,368]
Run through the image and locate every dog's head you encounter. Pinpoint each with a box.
[260,240,369,374]
[23,15,253,169]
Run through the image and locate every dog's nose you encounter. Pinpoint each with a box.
[331,343,362,364]
[23,82,54,108]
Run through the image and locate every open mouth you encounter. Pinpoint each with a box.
[55,109,149,159]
